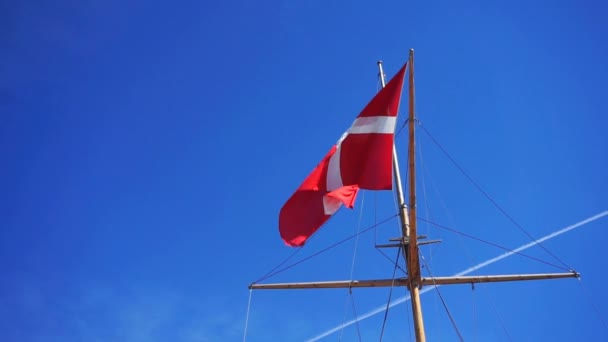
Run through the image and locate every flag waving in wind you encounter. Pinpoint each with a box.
[279,62,408,247]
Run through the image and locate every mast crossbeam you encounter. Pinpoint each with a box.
[249,272,579,290]
[376,240,442,248]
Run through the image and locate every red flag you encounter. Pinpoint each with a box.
[279,62,407,247]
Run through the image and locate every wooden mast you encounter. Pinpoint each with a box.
[249,51,580,340]
[379,49,426,342]
[406,48,426,342]
[377,49,425,341]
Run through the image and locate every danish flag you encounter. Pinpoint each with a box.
[279,63,407,247]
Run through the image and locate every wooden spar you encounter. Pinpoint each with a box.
[406,49,421,285]
[406,48,426,342]
[248,272,579,290]
[378,49,426,342]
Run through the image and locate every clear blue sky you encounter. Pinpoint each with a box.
[2,0,607,341]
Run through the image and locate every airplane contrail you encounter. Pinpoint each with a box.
[307,210,608,341]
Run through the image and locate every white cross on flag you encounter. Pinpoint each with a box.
[279,62,408,247]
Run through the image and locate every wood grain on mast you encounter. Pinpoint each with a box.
[378,49,426,342]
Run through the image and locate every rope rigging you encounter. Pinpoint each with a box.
[417,129,434,256]
[417,217,572,272]
[485,288,514,341]
[471,283,476,342]
[416,142,514,342]
[420,253,465,342]
[252,214,399,284]
[339,192,366,341]
[242,289,253,342]
[375,247,408,273]
[379,248,402,341]
[418,123,573,271]
[577,278,608,333]
[340,289,363,342]
[347,289,363,342]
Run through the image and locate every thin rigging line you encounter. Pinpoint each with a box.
[420,253,465,342]
[253,245,304,284]
[396,118,410,138]
[418,146,513,340]
[418,217,570,271]
[577,278,608,333]
[253,214,399,283]
[253,221,330,283]
[418,123,573,270]
[484,288,514,342]
[350,290,363,342]
[340,193,366,341]
[418,140,451,329]
[471,284,476,342]
[379,248,402,341]
[417,129,432,242]
[243,289,253,342]
[375,248,408,273]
